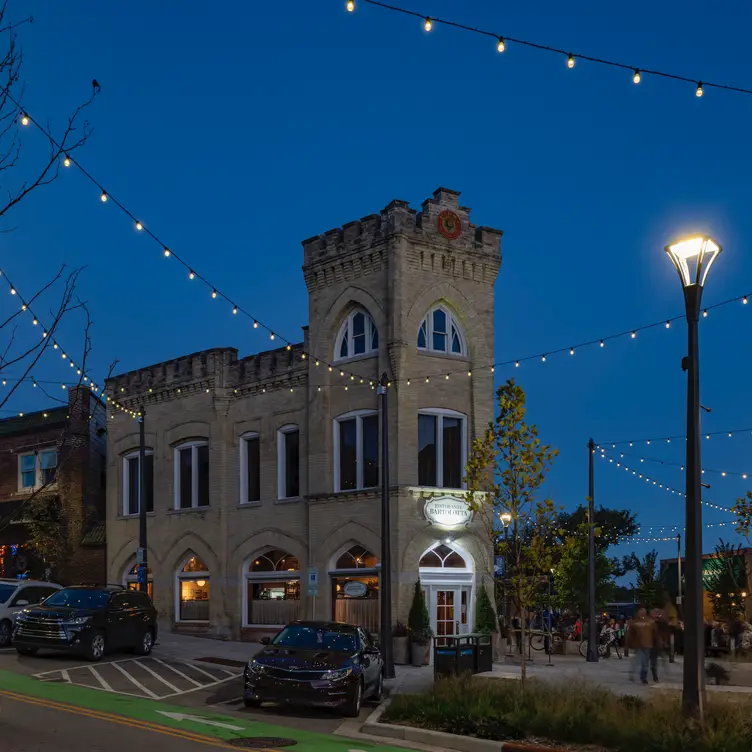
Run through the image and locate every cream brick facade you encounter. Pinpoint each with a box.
[105,187,502,641]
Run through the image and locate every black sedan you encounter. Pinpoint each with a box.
[243,621,384,717]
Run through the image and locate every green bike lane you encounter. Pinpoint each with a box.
[0,669,415,752]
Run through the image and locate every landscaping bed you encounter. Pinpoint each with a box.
[382,676,752,752]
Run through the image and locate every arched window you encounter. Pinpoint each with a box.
[419,543,467,569]
[123,560,153,599]
[245,549,301,627]
[330,545,379,631]
[334,308,379,361]
[417,305,465,356]
[176,553,210,622]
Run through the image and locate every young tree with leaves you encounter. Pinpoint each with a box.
[630,550,666,610]
[704,540,750,623]
[465,379,559,685]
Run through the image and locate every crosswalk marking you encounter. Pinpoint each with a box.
[134,660,181,693]
[183,661,230,681]
[153,658,202,686]
[111,661,160,699]
[89,665,114,692]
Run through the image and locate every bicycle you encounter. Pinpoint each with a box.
[579,629,622,659]
[530,631,563,653]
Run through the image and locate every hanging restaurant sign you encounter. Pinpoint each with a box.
[423,496,473,528]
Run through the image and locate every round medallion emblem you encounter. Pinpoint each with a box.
[437,210,462,240]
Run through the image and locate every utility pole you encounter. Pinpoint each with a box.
[137,406,148,593]
[676,533,683,611]
[587,438,598,662]
[377,372,394,679]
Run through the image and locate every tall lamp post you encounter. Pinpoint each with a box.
[586,438,598,662]
[500,512,512,640]
[664,235,722,720]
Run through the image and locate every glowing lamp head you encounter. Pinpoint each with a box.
[664,235,722,289]
[500,512,512,527]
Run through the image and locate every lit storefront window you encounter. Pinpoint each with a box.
[177,554,210,622]
[246,550,301,626]
[124,561,153,599]
[331,546,380,632]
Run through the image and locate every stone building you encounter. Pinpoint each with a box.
[105,187,502,642]
[0,386,107,584]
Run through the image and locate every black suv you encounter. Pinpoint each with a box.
[13,585,158,661]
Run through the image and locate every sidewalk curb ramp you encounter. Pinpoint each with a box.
[362,700,571,752]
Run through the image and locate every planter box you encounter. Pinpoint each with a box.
[393,636,409,665]
[411,642,429,666]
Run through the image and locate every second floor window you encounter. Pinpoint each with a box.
[335,411,379,491]
[240,433,261,504]
[123,451,154,516]
[174,441,209,509]
[19,449,58,491]
[334,309,379,361]
[277,425,300,500]
[418,410,466,489]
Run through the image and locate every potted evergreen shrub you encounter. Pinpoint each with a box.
[392,621,409,665]
[408,581,433,667]
[474,585,498,671]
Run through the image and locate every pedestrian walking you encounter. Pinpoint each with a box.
[627,606,655,684]
[650,608,669,682]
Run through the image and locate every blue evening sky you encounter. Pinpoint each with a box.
[7,1,752,561]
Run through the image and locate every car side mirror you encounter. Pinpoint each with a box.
[15,600,29,607]
[259,636,271,645]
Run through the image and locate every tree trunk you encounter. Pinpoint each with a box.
[520,606,527,686]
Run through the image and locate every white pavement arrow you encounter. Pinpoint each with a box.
[156,711,245,731]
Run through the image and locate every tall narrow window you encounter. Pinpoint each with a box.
[18,449,58,491]
[417,410,466,489]
[277,425,300,499]
[334,308,379,362]
[174,441,210,509]
[417,304,466,356]
[334,411,379,492]
[123,451,154,516]
[240,432,261,504]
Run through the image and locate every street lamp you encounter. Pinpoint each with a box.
[499,513,513,646]
[664,234,722,720]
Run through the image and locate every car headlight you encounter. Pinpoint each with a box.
[246,660,265,675]
[322,667,352,681]
[62,616,91,626]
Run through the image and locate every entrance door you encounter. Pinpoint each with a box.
[432,586,472,646]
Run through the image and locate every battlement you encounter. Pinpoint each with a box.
[302,187,503,273]
[107,342,308,401]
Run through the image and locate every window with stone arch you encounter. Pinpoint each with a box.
[417,304,466,356]
[245,549,301,627]
[334,307,379,361]
[419,543,468,569]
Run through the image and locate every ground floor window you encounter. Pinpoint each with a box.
[177,553,210,622]
[330,545,380,632]
[124,561,153,599]
[246,549,302,626]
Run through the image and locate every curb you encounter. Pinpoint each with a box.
[362,701,567,752]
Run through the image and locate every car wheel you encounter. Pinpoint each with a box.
[345,678,363,718]
[16,646,38,656]
[86,631,106,662]
[371,670,384,703]
[134,628,154,656]
[243,697,262,708]
[0,619,11,647]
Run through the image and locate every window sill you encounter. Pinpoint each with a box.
[332,352,378,367]
[407,486,469,497]
[333,486,379,495]
[168,506,212,515]
[238,501,262,509]
[275,496,301,505]
[15,484,58,496]
[175,619,210,625]
[118,512,157,520]
[416,350,469,362]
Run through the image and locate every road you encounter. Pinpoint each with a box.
[0,645,417,752]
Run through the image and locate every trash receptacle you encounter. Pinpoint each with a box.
[434,636,476,677]
[472,633,493,673]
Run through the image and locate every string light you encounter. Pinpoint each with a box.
[135,221,143,231]
[100,191,108,202]
[63,155,71,167]
[346,0,354,10]
[497,37,505,53]
[602,446,750,480]
[20,113,29,126]
[597,424,752,447]
[189,270,195,280]
[211,290,217,299]
[631,331,636,338]
[349,1,752,98]
[163,248,171,257]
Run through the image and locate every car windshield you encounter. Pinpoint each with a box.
[272,625,358,653]
[43,589,110,610]
[0,583,17,603]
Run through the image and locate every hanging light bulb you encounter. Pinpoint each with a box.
[135,221,143,231]
[163,248,171,257]
[188,270,195,279]
[633,69,641,84]
[100,191,108,202]
[232,305,238,314]
[744,296,748,304]
[569,347,575,355]
[20,113,29,126]
[631,331,636,338]
[600,340,604,347]
[9,287,15,295]
[497,37,505,52]
[270,333,275,340]
[665,321,671,328]
[541,355,546,362]
[696,82,704,97]
[32,318,37,325]
[346,0,354,10]
[211,289,217,298]
[424,17,432,31]
[253,320,258,329]
[515,361,519,368]
[63,155,71,167]
[567,54,575,69]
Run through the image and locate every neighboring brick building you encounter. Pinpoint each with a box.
[105,188,502,642]
[0,386,107,585]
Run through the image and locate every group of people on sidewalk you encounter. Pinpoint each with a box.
[627,607,671,684]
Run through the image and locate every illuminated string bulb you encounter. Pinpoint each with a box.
[163,248,171,257]
[346,0,354,10]
[600,340,604,347]
[541,355,546,362]
[287,344,292,351]
[696,82,703,97]
[232,305,238,315]
[21,303,26,311]
[424,17,432,31]
[32,317,37,325]
[135,221,143,231]
[467,370,472,377]
[567,54,575,69]
[425,376,430,383]
[633,69,641,84]
[631,331,636,338]
[665,321,671,329]
[20,113,29,125]
[189,270,195,279]
[253,320,258,329]
[445,373,450,380]
[63,155,71,167]
[570,348,574,355]
[53,343,58,349]
[515,361,519,368]
[211,289,217,298]
[744,296,748,304]
[407,379,411,386]
[491,366,495,373]
[100,191,108,202]
[702,309,708,317]
[9,287,15,295]
[497,37,505,52]
[270,333,275,340]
